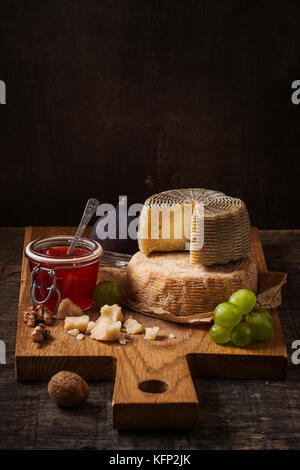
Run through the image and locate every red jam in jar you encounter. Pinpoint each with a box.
[25,236,103,312]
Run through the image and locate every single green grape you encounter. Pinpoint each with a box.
[231,322,253,347]
[246,311,273,341]
[228,289,256,315]
[214,302,242,328]
[209,323,232,344]
[256,308,272,322]
[93,280,122,308]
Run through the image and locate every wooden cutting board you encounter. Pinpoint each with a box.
[15,227,287,430]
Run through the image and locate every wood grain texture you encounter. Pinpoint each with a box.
[14,227,287,429]
[0,228,299,448]
[0,0,300,229]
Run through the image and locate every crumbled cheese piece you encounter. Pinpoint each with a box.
[56,298,83,319]
[91,321,122,341]
[145,326,159,340]
[67,328,80,336]
[119,336,131,345]
[124,318,143,335]
[76,333,85,341]
[64,315,89,332]
[86,321,96,335]
[91,304,123,342]
[95,304,123,324]
[169,333,176,339]
[91,304,123,341]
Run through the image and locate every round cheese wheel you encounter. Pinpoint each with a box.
[138,188,251,265]
[126,251,258,317]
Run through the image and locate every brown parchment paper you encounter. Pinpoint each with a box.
[98,267,287,325]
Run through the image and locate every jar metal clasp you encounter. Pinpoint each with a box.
[29,264,61,314]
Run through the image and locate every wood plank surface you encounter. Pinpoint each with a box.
[1,1,300,231]
[14,227,287,429]
[0,228,298,448]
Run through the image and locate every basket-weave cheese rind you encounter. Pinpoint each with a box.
[126,251,258,317]
[138,188,251,265]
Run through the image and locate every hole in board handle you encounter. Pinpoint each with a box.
[138,380,169,394]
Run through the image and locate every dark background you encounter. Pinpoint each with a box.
[0,0,299,228]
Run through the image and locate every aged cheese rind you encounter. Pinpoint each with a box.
[126,251,258,317]
[190,198,251,265]
[138,188,251,265]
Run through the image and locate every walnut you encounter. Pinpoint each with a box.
[35,305,45,323]
[23,305,53,327]
[43,310,53,325]
[23,310,36,327]
[31,324,50,344]
[48,371,89,407]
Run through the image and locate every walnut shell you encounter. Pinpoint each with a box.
[31,324,50,344]
[48,371,89,407]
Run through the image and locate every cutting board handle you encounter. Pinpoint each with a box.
[112,352,198,429]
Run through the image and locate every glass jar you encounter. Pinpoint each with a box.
[25,235,103,313]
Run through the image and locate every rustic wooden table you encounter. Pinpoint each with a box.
[0,228,299,450]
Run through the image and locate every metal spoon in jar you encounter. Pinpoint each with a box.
[67,198,100,256]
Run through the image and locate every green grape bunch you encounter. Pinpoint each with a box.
[209,289,273,347]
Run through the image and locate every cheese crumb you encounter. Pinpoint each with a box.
[119,336,131,345]
[76,333,85,341]
[86,321,96,335]
[145,326,159,341]
[124,318,143,335]
[64,315,89,332]
[67,328,80,337]
[169,333,176,339]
